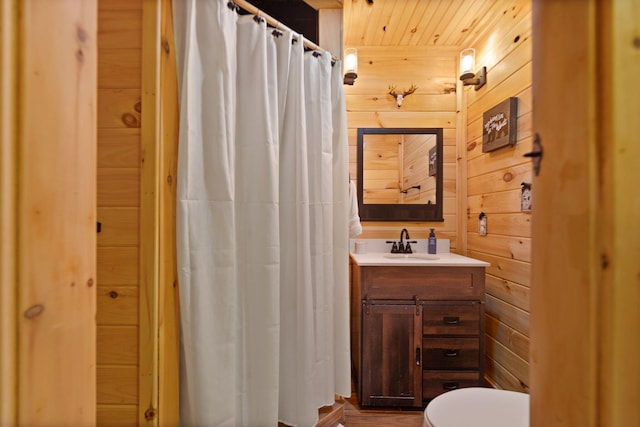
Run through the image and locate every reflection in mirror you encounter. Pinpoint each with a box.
[357,128,443,222]
[362,133,437,204]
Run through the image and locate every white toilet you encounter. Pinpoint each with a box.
[423,387,529,427]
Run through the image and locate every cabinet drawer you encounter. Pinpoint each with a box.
[362,267,484,300]
[423,338,479,370]
[423,302,480,336]
[422,371,481,400]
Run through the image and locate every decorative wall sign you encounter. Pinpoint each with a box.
[482,97,518,153]
[428,146,437,176]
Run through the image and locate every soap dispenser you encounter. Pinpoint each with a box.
[428,228,437,254]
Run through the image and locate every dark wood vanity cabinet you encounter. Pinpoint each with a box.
[350,262,485,408]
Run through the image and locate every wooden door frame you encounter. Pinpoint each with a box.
[0,1,18,423]
[531,1,640,425]
[139,0,640,425]
[1,0,180,425]
[139,0,180,425]
[1,0,97,425]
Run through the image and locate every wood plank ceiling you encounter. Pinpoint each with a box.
[305,0,523,48]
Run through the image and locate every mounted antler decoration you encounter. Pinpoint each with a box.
[388,84,418,108]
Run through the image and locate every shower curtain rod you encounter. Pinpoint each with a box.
[229,0,338,61]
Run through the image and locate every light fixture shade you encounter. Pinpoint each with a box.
[343,48,358,85]
[460,48,475,78]
[344,48,358,75]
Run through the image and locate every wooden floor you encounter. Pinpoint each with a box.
[280,388,424,427]
[342,395,424,427]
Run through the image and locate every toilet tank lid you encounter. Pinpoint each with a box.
[425,387,529,427]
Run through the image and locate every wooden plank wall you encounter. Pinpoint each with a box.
[344,45,459,246]
[362,134,400,204]
[463,0,532,392]
[97,0,143,424]
[401,134,437,205]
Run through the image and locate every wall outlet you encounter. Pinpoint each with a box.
[521,182,532,211]
[478,212,487,236]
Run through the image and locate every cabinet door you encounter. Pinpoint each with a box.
[360,302,423,407]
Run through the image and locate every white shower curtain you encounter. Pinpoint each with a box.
[173,1,350,426]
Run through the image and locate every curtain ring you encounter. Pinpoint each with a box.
[272,20,282,37]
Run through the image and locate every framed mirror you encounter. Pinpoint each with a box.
[357,127,444,221]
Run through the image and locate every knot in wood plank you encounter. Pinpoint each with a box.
[24,304,45,319]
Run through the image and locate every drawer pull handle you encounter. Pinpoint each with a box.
[443,316,460,325]
[442,381,459,391]
[416,348,421,366]
[443,349,459,357]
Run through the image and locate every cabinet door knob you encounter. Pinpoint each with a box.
[416,348,421,366]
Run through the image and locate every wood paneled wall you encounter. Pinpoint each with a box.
[344,45,459,246]
[362,134,400,204]
[463,1,532,392]
[401,134,437,205]
[97,0,142,424]
[97,2,179,424]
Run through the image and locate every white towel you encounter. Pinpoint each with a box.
[349,180,362,237]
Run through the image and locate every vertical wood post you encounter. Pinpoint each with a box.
[1,0,97,425]
[456,53,468,255]
[596,1,640,425]
[158,0,181,423]
[140,0,161,425]
[0,1,18,423]
[139,0,180,425]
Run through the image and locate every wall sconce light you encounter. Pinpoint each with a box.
[344,48,358,85]
[459,48,486,90]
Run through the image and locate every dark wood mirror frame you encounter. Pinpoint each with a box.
[357,127,444,222]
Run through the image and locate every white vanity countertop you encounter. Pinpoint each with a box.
[350,251,490,267]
